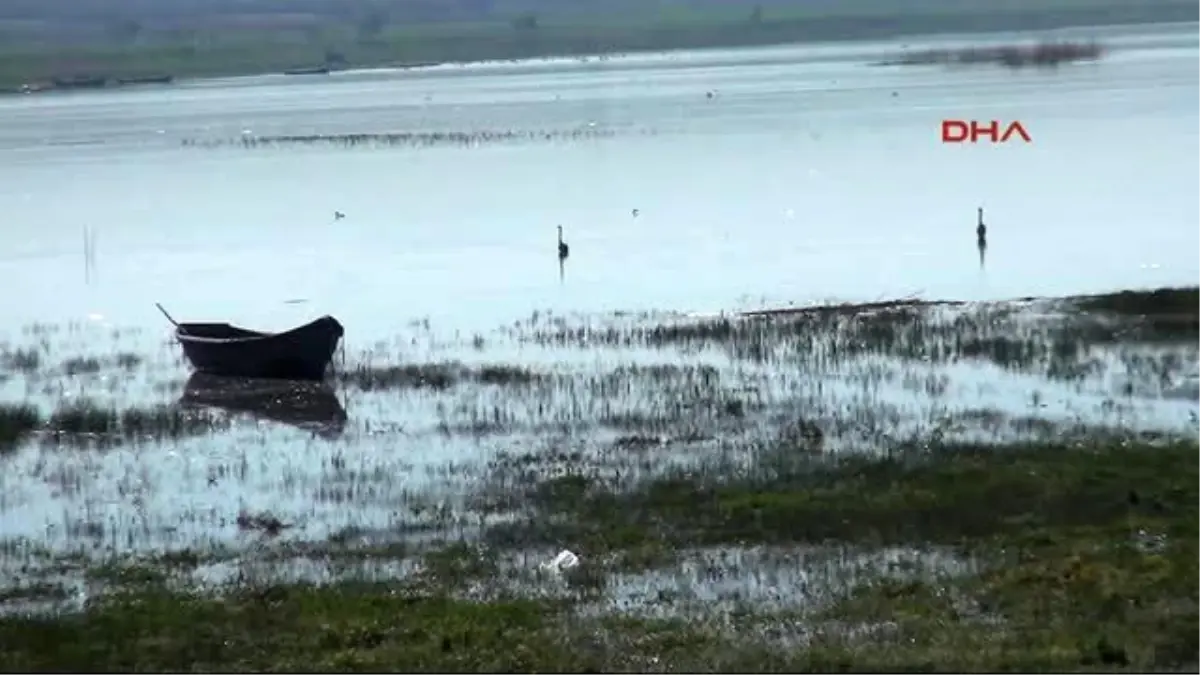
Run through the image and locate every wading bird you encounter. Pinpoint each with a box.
[976,207,988,270]
[557,225,569,261]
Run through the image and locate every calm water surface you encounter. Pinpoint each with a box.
[1,22,1196,339]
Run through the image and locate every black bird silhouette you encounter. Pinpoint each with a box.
[334,211,345,220]
[976,207,988,269]
[557,225,569,261]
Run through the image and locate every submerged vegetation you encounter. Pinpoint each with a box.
[0,286,1196,670]
[1,399,226,452]
[183,128,626,151]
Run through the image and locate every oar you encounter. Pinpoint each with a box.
[155,303,186,334]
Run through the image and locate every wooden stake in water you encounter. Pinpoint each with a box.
[83,225,95,284]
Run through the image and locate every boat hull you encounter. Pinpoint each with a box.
[176,315,344,381]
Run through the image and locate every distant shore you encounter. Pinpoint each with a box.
[873,40,1106,68]
[0,2,1195,95]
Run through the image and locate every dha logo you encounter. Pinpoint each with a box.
[941,120,1032,144]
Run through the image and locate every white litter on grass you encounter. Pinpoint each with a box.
[540,549,580,574]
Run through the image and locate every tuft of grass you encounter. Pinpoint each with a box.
[45,400,227,444]
[0,402,41,451]
[61,357,103,377]
[113,352,142,370]
[339,361,543,392]
[0,347,41,373]
[236,510,290,536]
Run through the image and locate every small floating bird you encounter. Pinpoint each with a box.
[976,207,987,240]
[631,208,639,218]
[557,225,569,261]
[334,211,345,220]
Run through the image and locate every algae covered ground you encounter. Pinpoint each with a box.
[0,287,1197,671]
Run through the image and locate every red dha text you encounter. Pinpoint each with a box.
[941,120,1032,144]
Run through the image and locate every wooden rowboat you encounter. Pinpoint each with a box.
[160,305,344,381]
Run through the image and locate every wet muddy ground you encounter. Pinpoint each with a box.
[0,287,1196,671]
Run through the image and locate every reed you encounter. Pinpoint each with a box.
[181,127,626,151]
[0,403,40,451]
[43,400,228,445]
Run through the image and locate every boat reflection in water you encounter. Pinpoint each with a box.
[180,372,348,438]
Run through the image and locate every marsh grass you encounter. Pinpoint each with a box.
[0,438,1194,671]
[339,361,544,392]
[60,357,103,377]
[184,128,623,151]
[482,439,1199,553]
[42,400,228,445]
[1073,286,1199,342]
[5,344,154,396]
[0,286,1195,672]
[1075,286,1198,317]
[0,403,40,451]
[0,585,662,672]
[58,352,143,376]
[0,347,41,373]
[802,529,1197,671]
[521,290,1197,382]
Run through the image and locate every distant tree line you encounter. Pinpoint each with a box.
[0,0,498,21]
[6,0,1190,23]
[1,0,1194,52]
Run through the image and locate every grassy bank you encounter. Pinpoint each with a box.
[1,0,1196,90]
[0,438,1195,671]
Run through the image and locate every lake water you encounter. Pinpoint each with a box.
[0,21,1196,340]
